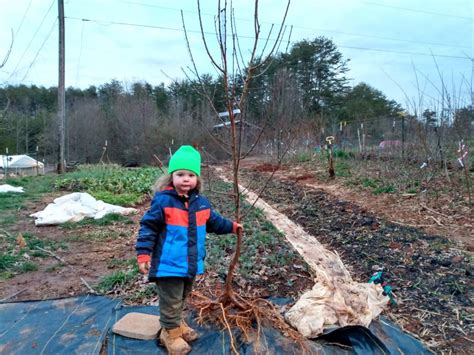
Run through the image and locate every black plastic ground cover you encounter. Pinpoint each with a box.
[0,295,120,354]
[0,295,431,354]
[108,304,432,354]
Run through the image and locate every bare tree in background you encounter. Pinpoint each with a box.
[182,0,306,351]
[0,30,13,117]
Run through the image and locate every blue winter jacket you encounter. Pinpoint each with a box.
[136,187,234,280]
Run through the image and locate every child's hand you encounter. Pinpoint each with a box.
[138,261,150,274]
[235,223,243,234]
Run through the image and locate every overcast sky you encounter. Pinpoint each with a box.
[0,0,472,110]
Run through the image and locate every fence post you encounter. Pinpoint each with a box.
[400,112,406,159]
[5,147,8,177]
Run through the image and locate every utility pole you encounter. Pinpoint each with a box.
[58,0,66,173]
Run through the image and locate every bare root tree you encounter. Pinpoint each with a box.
[181,0,306,351]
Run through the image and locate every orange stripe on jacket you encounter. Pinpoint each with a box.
[164,207,189,227]
[196,209,210,226]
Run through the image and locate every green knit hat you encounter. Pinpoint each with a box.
[168,145,201,176]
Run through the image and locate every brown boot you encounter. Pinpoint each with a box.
[159,327,191,354]
[180,320,199,342]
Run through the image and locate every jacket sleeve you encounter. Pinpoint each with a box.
[206,208,234,235]
[136,195,164,256]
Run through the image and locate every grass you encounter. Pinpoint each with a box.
[0,215,17,226]
[95,258,141,296]
[335,161,352,177]
[60,213,133,229]
[107,257,136,269]
[206,180,308,280]
[0,230,67,280]
[125,283,157,302]
[0,175,56,225]
[96,268,138,293]
[373,185,396,194]
[293,151,314,162]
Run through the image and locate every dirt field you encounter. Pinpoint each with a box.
[0,160,472,353]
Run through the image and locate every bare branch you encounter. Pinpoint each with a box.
[197,0,224,73]
[285,25,293,53]
[1,29,14,69]
[0,97,11,120]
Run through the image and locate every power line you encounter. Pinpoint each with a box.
[20,18,58,83]
[338,44,471,61]
[65,16,472,61]
[363,2,474,21]
[122,1,472,50]
[14,0,33,37]
[75,20,86,87]
[289,25,472,50]
[7,0,56,82]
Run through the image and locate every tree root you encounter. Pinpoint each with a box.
[188,290,307,354]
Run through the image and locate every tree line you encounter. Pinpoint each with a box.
[0,36,471,166]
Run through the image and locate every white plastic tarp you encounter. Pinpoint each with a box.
[0,184,24,193]
[30,192,137,226]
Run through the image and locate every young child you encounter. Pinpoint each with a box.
[136,145,242,354]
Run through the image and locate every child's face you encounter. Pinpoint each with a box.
[172,170,198,196]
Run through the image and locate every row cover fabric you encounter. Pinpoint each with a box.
[30,192,137,225]
[0,184,24,193]
[285,278,389,338]
[109,300,431,354]
[0,295,120,355]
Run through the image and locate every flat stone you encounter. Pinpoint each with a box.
[112,312,161,340]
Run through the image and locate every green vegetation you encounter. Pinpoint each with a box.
[206,181,308,280]
[54,165,159,206]
[97,267,138,293]
[333,149,355,159]
[0,175,55,225]
[294,151,314,162]
[335,161,352,177]
[107,257,136,269]
[373,185,396,195]
[95,258,142,297]
[126,283,158,302]
[60,213,133,230]
[0,231,64,280]
[362,177,378,189]
[345,177,397,195]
